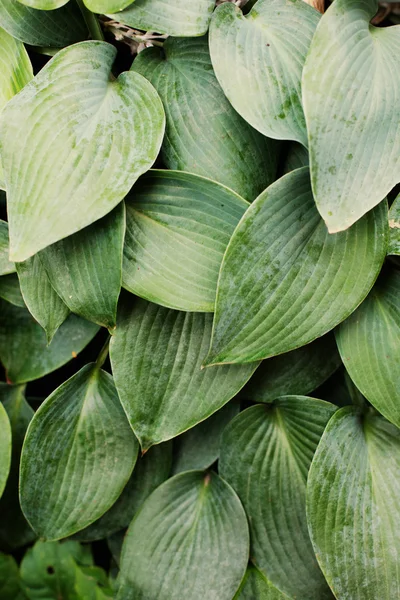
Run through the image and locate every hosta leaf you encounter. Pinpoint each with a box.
[40,204,125,330]
[307,406,400,599]
[241,333,341,403]
[0,221,15,275]
[209,0,319,145]
[205,168,387,365]
[220,399,336,600]
[235,565,288,600]
[282,142,309,174]
[20,364,139,540]
[16,0,68,11]
[0,402,11,499]
[0,553,24,600]
[302,0,400,232]
[336,266,400,428]
[123,171,248,312]
[388,194,400,255]
[0,273,24,307]
[132,36,278,201]
[118,471,249,600]
[0,41,165,262]
[108,0,214,37]
[110,295,258,450]
[0,300,99,383]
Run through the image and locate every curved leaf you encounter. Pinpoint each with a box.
[132,36,278,201]
[0,553,22,600]
[20,364,139,540]
[302,0,400,232]
[0,41,165,262]
[388,194,400,255]
[205,168,387,365]
[123,171,248,312]
[220,399,336,599]
[209,0,319,145]
[0,221,14,275]
[118,471,249,600]
[110,295,258,450]
[16,0,68,11]
[0,273,24,307]
[307,406,400,599]
[0,402,11,499]
[282,142,309,174]
[234,565,288,600]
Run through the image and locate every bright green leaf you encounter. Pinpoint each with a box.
[0,221,15,275]
[0,402,11,499]
[0,273,24,307]
[16,0,68,12]
[234,565,288,600]
[388,194,400,255]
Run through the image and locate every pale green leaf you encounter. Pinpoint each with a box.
[388,194,400,255]
[234,565,288,600]
[0,402,11,499]
[16,0,68,12]
[123,170,248,312]
[0,273,24,306]
[132,36,278,201]
[0,221,15,275]
[0,553,24,600]
[20,364,139,540]
[0,41,165,262]
[205,168,387,365]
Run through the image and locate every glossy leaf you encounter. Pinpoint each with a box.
[234,565,288,600]
[388,194,400,255]
[118,471,249,600]
[110,295,258,450]
[20,364,139,540]
[0,553,23,600]
[307,406,400,599]
[220,399,336,599]
[0,273,24,307]
[205,168,387,365]
[0,41,165,262]
[303,0,400,232]
[0,402,11,499]
[0,221,15,275]
[123,170,248,312]
[16,0,68,12]
[209,0,319,145]
[132,36,278,201]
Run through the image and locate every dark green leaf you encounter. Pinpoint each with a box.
[234,565,288,600]
[0,273,24,307]
[0,553,24,600]
[0,221,14,275]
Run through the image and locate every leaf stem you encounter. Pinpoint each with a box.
[76,0,104,41]
[95,336,111,370]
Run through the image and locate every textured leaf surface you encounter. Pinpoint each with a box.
[303,0,400,232]
[0,221,15,275]
[40,204,125,330]
[388,194,400,255]
[206,168,387,365]
[123,171,248,312]
[0,300,99,383]
[110,295,258,449]
[220,399,336,599]
[234,565,288,600]
[336,266,400,427]
[118,471,249,600]
[132,36,278,201]
[0,553,23,599]
[20,364,139,540]
[307,406,400,599]
[0,402,11,499]
[210,0,319,145]
[1,41,165,262]
[0,273,24,306]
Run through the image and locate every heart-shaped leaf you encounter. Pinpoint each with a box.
[0,402,11,499]
[118,471,249,600]
[123,170,248,312]
[20,364,139,540]
[302,0,400,232]
[209,0,320,145]
[220,399,336,599]
[307,406,400,599]
[388,194,400,256]
[0,221,15,276]
[0,41,165,262]
[0,273,24,307]
[132,36,278,201]
[205,167,387,365]
[235,565,288,600]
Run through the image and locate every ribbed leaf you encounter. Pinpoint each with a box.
[40,204,125,330]
[0,300,99,383]
[220,399,336,599]
[118,471,249,600]
[336,266,400,427]
[388,194,400,255]
[0,402,11,499]
[0,273,24,307]
[20,364,139,540]
[307,406,400,599]
[110,295,258,450]
[209,0,319,145]
[234,565,288,600]
[205,168,387,365]
[0,41,165,262]
[303,0,400,232]
[0,221,15,275]
[123,171,248,312]
[132,36,278,201]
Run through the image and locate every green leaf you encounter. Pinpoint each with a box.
[0,273,24,306]
[0,221,15,275]
[219,399,336,600]
[209,0,319,145]
[0,300,99,383]
[302,0,400,232]
[16,0,68,12]
[205,167,388,365]
[123,170,248,312]
[118,471,249,600]
[282,142,309,174]
[388,194,400,255]
[307,406,400,599]
[40,203,125,330]
[234,565,288,600]
[0,41,165,262]
[0,0,88,47]
[107,530,124,566]
[110,295,258,450]
[0,402,11,499]
[172,401,239,475]
[132,36,278,201]
[85,0,132,17]
[336,266,400,428]
[0,553,24,600]
[20,364,139,540]
[108,0,215,37]
[17,254,69,344]
[240,333,341,403]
